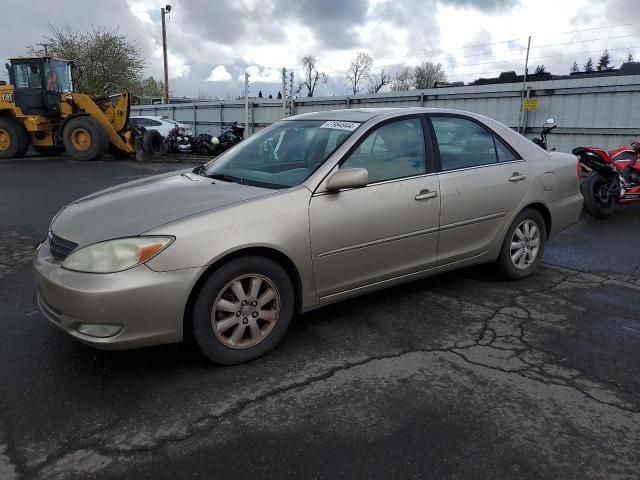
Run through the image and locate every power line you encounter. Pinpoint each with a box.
[316,34,638,77]
[559,22,640,34]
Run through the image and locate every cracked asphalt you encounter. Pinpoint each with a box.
[1,156,640,479]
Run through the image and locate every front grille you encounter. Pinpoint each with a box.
[49,233,77,262]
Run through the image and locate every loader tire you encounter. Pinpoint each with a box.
[63,117,109,161]
[0,118,29,159]
[141,129,163,156]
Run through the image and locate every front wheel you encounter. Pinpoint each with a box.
[191,256,295,365]
[63,117,109,161]
[581,173,616,219]
[497,209,547,280]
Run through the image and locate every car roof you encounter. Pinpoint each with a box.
[286,107,485,122]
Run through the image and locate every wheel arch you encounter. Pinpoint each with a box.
[520,202,552,239]
[59,113,91,136]
[183,246,304,341]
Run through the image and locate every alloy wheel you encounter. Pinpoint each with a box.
[510,219,541,270]
[210,274,280,349]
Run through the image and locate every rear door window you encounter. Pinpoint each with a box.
[431,116,498,171]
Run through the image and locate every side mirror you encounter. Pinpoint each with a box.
[326,168,369,191]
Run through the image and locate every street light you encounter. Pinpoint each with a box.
[161,5,172,104]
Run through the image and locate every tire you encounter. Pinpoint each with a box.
[0,118,29,159]
[191,256,295,365]
[580,173,615,219]
[33,146,65,156]
[141,129,163,156]
[63,117,109,161]
[497,208,547,280]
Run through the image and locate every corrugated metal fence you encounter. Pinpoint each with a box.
[132,74,640,153]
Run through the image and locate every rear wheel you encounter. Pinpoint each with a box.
[581,173,616,219]
[497,209,547,280]
[63,117,109,161]
[191,256,295,365]
[0,118,29,159]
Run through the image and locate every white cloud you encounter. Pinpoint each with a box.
[207,65,233,82]
[238,65,283,83]
[127,0,156,25]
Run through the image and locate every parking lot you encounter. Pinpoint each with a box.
[1,156,640,479]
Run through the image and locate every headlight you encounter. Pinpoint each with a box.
[61,236,174,273]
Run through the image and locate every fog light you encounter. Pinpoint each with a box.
[76,323,123,338]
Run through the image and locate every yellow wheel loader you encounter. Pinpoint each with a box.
[0,56,150,161]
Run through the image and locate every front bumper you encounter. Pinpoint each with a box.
[33,241,201,350]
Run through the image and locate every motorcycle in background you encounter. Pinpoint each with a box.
[573,141,640,218]
[165,125,192,153]
[531,118,557,151]
[211,122,245,155]
[163,122,245,156]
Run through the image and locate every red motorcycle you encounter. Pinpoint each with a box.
[573,142,640,218]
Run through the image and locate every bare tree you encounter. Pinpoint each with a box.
[346,52,373,94]
[389,67,414,91]
[31,25,147,96]
[296,55,328,97]
[367,69,389,94]
[626,53,634,63]
[413,62,446,89]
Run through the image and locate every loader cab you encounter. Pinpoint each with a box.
[6,57,73,116]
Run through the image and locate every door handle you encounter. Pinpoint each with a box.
[509,173,527,182]
[415,190,438,201]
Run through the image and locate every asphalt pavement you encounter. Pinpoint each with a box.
[1,156,639,480]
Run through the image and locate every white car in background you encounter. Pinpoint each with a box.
[129,116,192,137]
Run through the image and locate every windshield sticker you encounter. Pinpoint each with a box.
[320,121,360,131]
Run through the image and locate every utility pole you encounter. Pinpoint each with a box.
[281,68,287,118]
[518,35,531,134]
[244,72,250,139]
[289,71,295,116]
[161,5,172,105]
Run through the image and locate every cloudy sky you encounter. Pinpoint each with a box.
[1,0,639,99]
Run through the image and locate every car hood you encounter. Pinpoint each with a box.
[51,171,274,246]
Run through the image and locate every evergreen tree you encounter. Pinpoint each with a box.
[570,61,580,73]
[583,58,594,72]
[534,64,547,74]
[626,53,634,63]
[597,50,613,71]
[277,91,282,99]
[258,90,263,98]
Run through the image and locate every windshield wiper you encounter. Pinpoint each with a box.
[206,173,246,184]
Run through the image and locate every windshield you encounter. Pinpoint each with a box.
[44,61,73,93]
[203,120,361,189]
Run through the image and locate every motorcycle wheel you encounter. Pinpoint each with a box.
[581,173,616,219]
